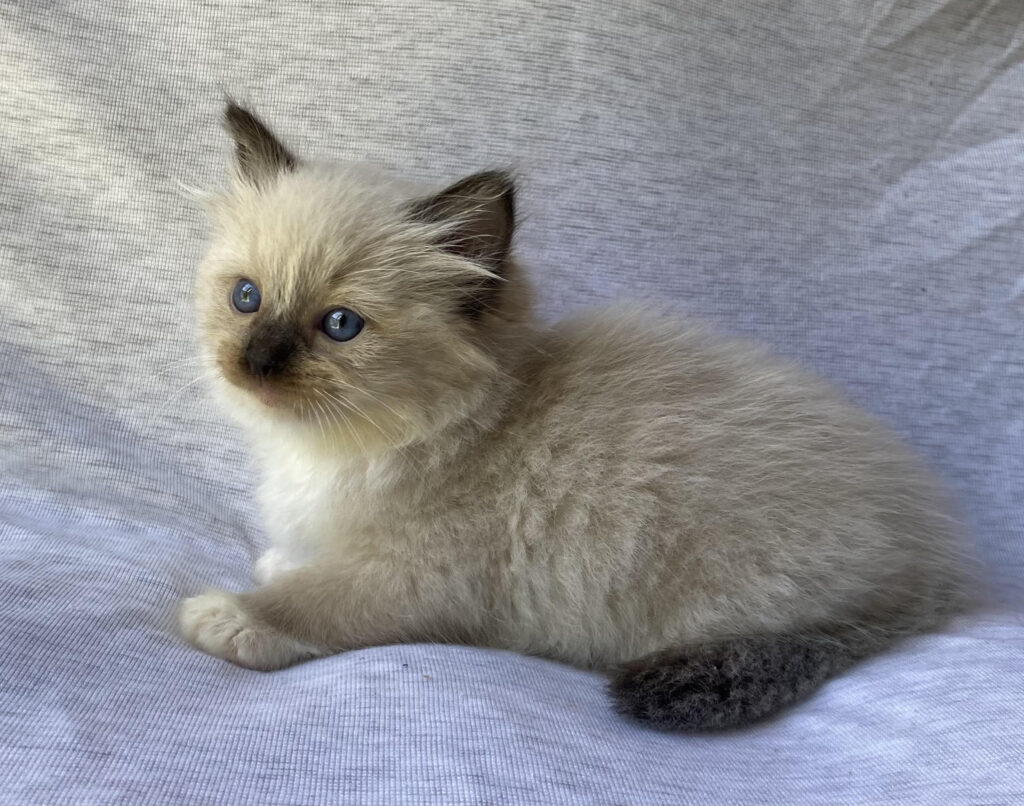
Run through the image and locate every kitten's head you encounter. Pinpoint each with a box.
[195,102,529,454]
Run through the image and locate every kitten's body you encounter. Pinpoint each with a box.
[180,104,965,730]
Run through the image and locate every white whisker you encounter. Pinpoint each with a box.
[318,387,394,444]
[145,355,205,380]
[313,388,369,455]
[315,398,332,447]
[321,388,435,484]
[156,372,212,414]
[331,377,412,426]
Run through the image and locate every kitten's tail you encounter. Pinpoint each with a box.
[607,625,909,730]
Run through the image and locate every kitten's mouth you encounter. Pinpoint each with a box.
[255,382,278,408]
[219,361,286,410]
[217,354,294,410]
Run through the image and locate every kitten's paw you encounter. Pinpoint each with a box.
[178,589,322,671]
[253,548,302,584]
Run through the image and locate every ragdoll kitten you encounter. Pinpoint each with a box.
[178,102,965,730]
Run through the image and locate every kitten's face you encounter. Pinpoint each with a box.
[195,104,522,453]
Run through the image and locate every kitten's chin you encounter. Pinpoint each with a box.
[211,375,417,456]
[213,375,296,422]
[254,383,282,410]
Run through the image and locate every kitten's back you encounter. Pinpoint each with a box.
[499,308,963,647]
[499,309,965,727]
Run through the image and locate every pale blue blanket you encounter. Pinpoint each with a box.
[2,1,1022,802]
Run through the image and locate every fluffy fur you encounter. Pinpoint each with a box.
[179,103,966,730]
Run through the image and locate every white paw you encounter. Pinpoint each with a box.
[178,589,322,671]
[253,548,302,584]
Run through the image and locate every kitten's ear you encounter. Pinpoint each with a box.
[222,101,298,186]
[410,171,516,274]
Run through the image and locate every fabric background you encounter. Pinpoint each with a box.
[1,1,1022,803]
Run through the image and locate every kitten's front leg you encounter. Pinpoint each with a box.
[253,547,303,584]
[178,556,474,670]
[179,589,324,670]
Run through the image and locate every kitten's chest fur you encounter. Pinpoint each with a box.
[255,438,397,561]
[255,430,473,564]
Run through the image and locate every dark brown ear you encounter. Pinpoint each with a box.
[410,170,516,274]
[222,101,298,186]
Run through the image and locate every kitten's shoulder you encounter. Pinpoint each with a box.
[531,305,780,389]
[511,304,836,429]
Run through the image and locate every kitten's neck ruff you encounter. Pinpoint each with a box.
[251,317,539,489]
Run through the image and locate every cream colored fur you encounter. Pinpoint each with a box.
[179,107,965,724]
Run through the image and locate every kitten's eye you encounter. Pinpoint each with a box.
[231,279,261,313]
[321,308,364,342]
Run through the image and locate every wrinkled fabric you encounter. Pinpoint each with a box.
[1,1,1022,803]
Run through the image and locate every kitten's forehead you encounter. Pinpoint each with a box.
[214,163,429,310]
[228,161,418,237]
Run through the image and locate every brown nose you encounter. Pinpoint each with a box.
[245,326,296,378]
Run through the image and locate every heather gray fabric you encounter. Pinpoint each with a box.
[2,1,1022,803]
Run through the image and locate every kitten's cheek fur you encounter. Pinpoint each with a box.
[178,590,323,671]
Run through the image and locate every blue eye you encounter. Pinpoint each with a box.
[321,308,364,342]
[232,279,261,313]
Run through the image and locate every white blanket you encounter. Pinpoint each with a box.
[2,1,1022,802]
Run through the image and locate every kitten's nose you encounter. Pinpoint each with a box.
[245,328,296,378]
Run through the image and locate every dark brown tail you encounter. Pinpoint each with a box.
[608,629,886,730]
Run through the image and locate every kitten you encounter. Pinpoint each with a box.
[178,102,966,730]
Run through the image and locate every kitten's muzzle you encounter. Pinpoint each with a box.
[244,327,296,378]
